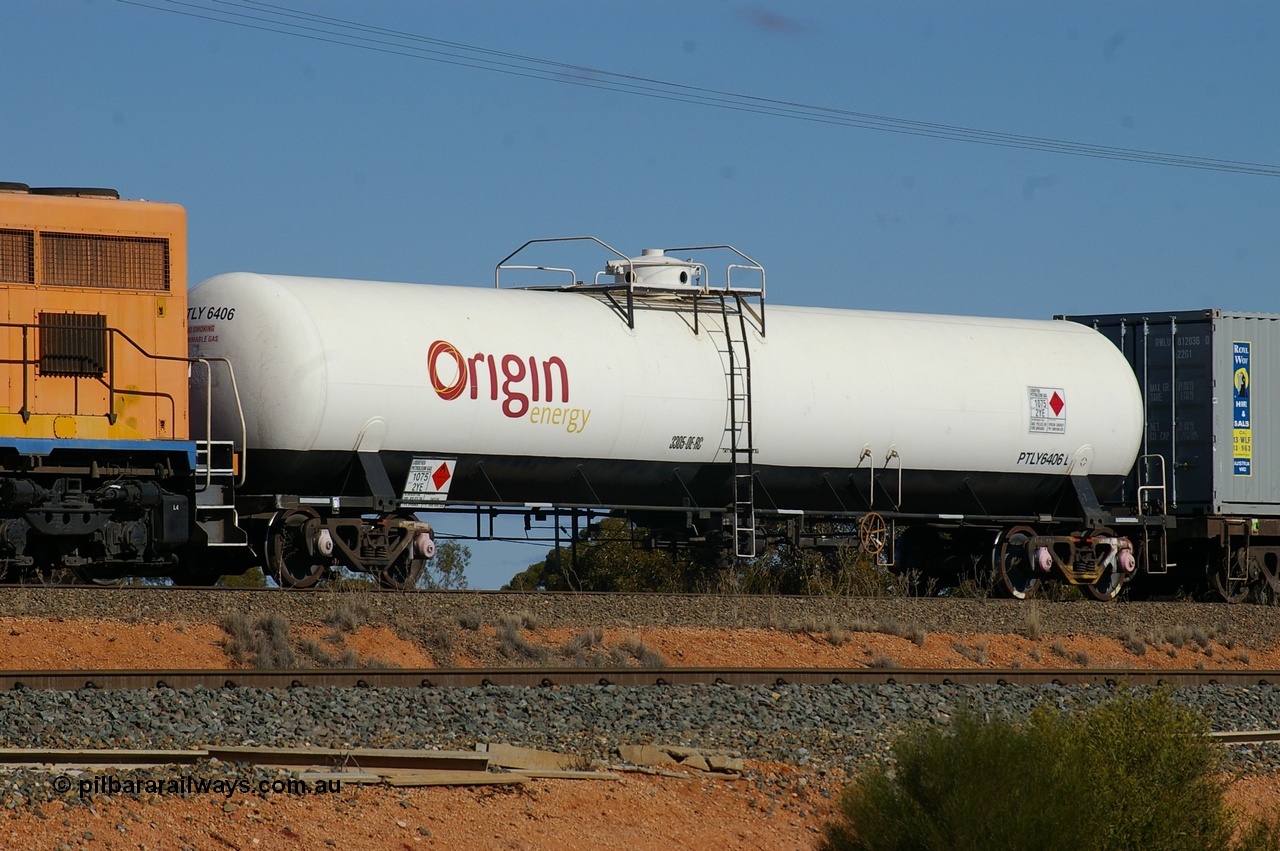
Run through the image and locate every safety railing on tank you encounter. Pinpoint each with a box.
[494,236,766,333]
[857,444,904,511]
[1136,453,1168,516]
[0,320,247,492]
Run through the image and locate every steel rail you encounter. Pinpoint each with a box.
[1,667,1278,691]
[1206,729,1280,745]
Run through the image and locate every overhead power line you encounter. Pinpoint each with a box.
[116,0,1280,178]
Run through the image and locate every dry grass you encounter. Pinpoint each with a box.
[951,640,989,665]
[785,616,926,648]
[561,628,611,667]
[297,639,360,668]
[323,601,370,633]
[619,635,667,668]
[1121,625,1147,656]
[421,620,456,666]
[495,614,550,663]
[1024,606,1043,642]
[219,612,295,668]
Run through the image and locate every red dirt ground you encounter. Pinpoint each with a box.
[1,616,1277,848]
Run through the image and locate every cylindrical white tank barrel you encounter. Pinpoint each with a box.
[188,272,1143,512]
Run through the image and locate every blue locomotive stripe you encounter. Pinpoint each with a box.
[0,437,198,469]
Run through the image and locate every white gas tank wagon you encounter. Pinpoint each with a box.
[189,238,1158,598]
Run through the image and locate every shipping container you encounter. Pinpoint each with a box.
[1062,310,1280,517]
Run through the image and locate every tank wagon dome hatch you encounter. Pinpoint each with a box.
[494,235,766,333]
[606,248,699,288]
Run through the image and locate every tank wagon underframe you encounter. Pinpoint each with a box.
[229,442,1158,600]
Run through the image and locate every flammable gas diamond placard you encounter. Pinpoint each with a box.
[1028,387,1066,434]
[404,458,454,503]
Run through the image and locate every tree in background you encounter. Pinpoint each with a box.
[506,516,715,592]
[505,516,899,594]
[420,540,470,590]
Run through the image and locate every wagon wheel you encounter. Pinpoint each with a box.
[1210,546,1251,604]
[858,512,888,555]
[267,508,330,589]
[377,512,427,590]
[1084,528,1126,602]
[993,525,1040,600]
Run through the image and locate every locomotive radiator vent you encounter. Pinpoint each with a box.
[0,228,34,284]
[42,232,170,291]
[38,312,107,378]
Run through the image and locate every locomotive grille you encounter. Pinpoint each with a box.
[0,228,34,284]
[38,312,108,378]
[41,232,170,291]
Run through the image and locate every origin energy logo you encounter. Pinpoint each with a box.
[427,340,591,433]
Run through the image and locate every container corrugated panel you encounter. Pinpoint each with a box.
[1062,310,1280,517]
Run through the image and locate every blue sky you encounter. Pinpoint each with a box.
[7,1,1279,588]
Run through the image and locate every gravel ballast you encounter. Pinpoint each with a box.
[3,587,1280,647]
[0,680,1278,807]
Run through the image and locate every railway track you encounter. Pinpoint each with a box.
[4,666,1279,691]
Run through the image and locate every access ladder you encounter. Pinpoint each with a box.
[195,441,249,548]
[717,295,756,558]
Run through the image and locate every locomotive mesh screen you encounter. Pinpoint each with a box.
[0,229,35,284]
[41,232,170,291]
[38,312,108,378]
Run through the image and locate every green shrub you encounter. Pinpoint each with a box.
[821,691,1251,851]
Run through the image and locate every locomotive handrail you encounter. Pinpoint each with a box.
[190,357,248,491]
[0,320,180,433]
[0,320,247,490]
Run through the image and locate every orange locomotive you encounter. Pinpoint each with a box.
[0,183,239,582]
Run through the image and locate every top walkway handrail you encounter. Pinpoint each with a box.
[662,244,765,298]
[495,237,765,298]
[495,236,632,288]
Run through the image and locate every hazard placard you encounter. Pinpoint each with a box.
[403,457,454,503]
[1028,387,1066,434]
